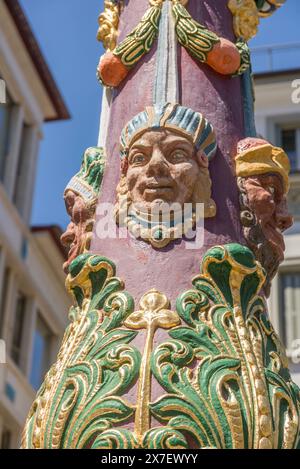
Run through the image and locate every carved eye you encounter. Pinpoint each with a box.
[170,150,188,163]
[130,153,147,166]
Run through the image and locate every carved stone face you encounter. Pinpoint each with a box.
[125,129,209,210]
[115,128,215,247]
[242,173,292,262]
[61,191,94,273]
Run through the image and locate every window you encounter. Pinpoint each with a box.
[10,291,26,366]
[279,273,300,353]
[279,125,300,173]
[0,267,10,337]
[0,88,12,182]
[30,313,53,390]
[0,427,12,449]
[281,129,297,171]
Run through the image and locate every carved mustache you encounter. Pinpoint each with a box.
[143,178,175,190]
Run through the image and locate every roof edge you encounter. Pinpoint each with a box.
[4,0,70,122]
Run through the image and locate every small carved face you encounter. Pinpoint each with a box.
[125,129,208,210]
[61,191,93,273]
[242,173,293,262]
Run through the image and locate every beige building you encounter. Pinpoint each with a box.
[0,0,70,448]
[254,65,300,386]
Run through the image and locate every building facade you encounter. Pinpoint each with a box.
[254,67,300,386]
[0,0,70,448]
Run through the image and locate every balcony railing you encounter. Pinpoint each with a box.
[251,43,300,74]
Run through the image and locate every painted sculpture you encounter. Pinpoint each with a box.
[61,147,106,273]
[114,103,217,247]
[22,0,300,449]
[236,137,293,296]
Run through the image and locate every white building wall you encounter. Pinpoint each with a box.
[0,2,70,448]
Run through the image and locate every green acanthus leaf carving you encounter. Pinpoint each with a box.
[21,254,141,449]
[150,244,300,449]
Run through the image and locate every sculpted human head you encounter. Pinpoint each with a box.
[236,138,293,294]
[61,147,105,273]
[241,173,292,260]
[125,128,213,210]
[115,103,217,246]
[61,190,94,273]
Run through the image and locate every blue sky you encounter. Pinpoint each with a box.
[19,0,300,230]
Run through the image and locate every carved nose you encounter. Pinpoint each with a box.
[276,213,293,232]
[61,224,76,247]
[146,149,169,177]
[275,200,293,232]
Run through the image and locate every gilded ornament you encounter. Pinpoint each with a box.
[97,1,120,51]
[150,244,300,448]
[21,245,300,448]
[171,2,220,63]
[125,289,180,444]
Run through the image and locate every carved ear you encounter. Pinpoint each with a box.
[196,150,209,168]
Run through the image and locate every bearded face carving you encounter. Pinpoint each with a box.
[236,138,293,295]
[114,103,217,247]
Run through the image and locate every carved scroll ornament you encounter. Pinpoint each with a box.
[97,1,121,51]
[21,244,300,449]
